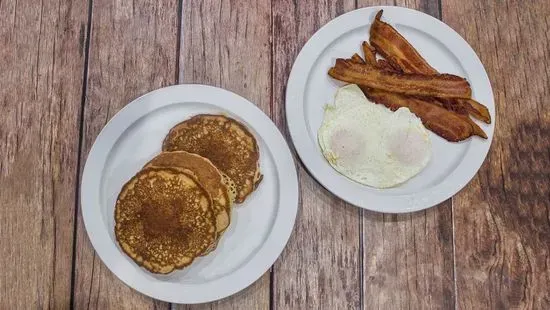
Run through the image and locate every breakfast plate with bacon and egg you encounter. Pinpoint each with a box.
[286,6,495,213]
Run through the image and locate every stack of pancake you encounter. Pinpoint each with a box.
[115,114,262,274]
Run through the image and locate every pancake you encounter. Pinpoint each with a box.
[144,151,233,254]
[114,167,216,274]
[163,114,262,203]
[221,172,237,204]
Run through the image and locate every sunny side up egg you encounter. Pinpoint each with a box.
[318,84,432,188]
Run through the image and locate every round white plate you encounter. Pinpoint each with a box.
[286,6,494,213]
[81,84,299,303]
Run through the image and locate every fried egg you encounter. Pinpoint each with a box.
[318,84,431,188]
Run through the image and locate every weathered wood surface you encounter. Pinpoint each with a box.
[72,1,179,309]
[177,1,272,309]
[0,0,87,308]
[1,0,549,309]
[443,1,550,309]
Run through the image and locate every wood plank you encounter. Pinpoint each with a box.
[272,1,362,309]
[0,0,87,308]
[72,1,179,308]
[357,1,455,309]
[176,0,272,309]
[179,276,270,310]
[442,1,550,309]
[362,209,455,310]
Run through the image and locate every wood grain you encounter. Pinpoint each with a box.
[272,1,362,309]
[357,1,455,309]
[0,0,87,308]
[72,1,179,308]
[2,0,549,307]
[442,1,550,309]
[176,0,272,309]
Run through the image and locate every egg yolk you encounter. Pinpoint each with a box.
[329,128,365,165]
[387,128,428,166]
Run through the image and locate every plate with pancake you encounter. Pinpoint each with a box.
[81,84,298,303]
[286,6,495,213]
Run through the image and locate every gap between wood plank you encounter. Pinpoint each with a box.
[358,209,364,310]
[175,0,184,84]
[69,0,93,308]
[269,1,275,309]
[170,1,185,309]
[357,5,365,308]
[440,0,459,307]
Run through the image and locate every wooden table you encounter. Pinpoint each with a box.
[1,0,549,309]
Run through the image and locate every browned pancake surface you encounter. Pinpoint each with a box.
[115,167,216,274]
[163,114,262,203]
[144,151,233,255]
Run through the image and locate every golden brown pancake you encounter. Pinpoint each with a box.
[221,172,237,204]
[144,151,233,254]
[115,167,216,274]
[163,114,262,203]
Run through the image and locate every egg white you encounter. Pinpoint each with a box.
[318,84,431,188]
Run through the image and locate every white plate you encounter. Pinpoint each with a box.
[286,6,494,213]
[81,84,298,303]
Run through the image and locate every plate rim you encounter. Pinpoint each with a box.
[285,6,495,213]
[81,84,299,303]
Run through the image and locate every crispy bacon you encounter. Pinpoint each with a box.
[377,59,401,72]
[361,41,377,66]
[457,98,491,124]
[351,53,366,64]
[369,10,491,123]
[361,41,402,72]
[361,87,487,141]
[436,97,469,115]
[329,59,472,98]
[370,10,438,75]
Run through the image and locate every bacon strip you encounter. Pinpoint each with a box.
[361,87,487,141]
[351,53,366,64]
[456,98,491,124]
[361,41,402,72]
[370,10,438,75]
[343,54,488,139]
[369,10,491,123]
[329,59,472,98]
[361,41,377,66]
[377,59,401,72]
